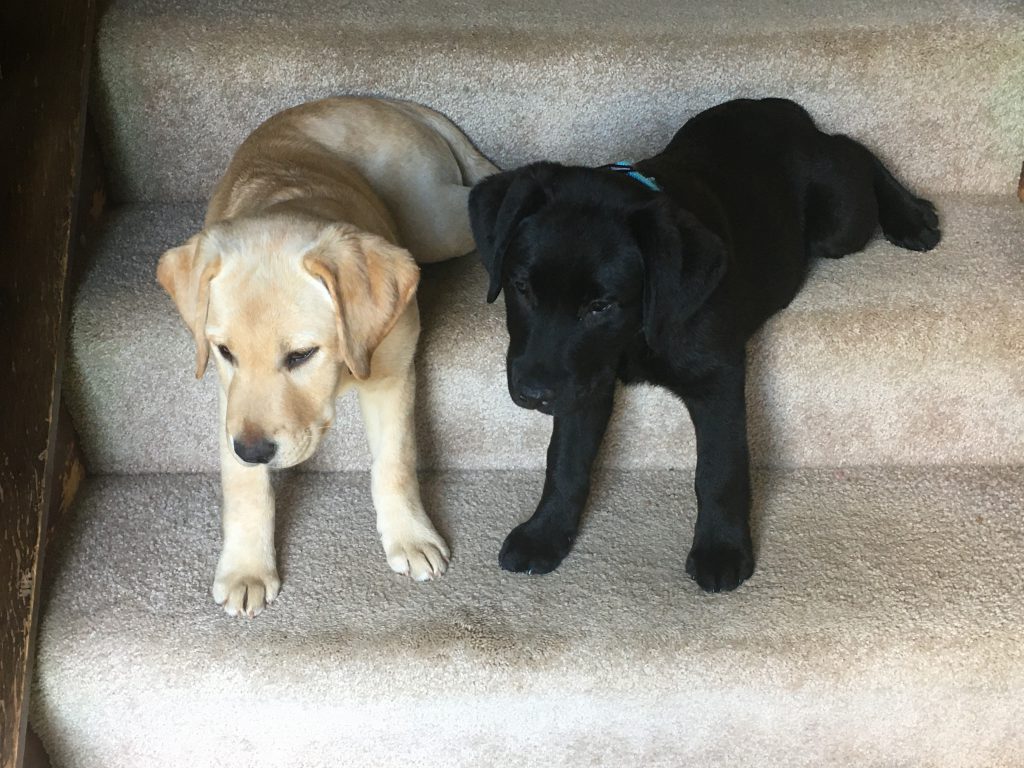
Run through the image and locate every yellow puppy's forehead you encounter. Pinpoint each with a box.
[206,255,335,359]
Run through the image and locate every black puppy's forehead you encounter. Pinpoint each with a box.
[514,207,641,298]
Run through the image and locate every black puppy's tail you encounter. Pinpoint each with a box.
[870,154,942,252]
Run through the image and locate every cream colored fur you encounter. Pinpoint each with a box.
[156,97,497,616]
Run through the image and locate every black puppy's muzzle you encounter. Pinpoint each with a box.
[512,381,556,413]
[508,364,558,414]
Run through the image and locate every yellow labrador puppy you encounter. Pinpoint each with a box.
[157,97,496,617]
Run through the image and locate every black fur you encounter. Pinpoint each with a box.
[469,97,940,591]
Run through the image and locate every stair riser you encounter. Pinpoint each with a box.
[93,24,1023,201]
[67,306,1024,473]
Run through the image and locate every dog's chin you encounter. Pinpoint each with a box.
[533,402,556,416]
[268,453,307,470]
[513,397,572,418]
[548,384,615,417]
[274,437,322,469]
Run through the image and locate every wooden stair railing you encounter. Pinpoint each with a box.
[0,1,96,766]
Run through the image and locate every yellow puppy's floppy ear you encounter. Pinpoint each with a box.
[303,228,420,380]
[156,234,222,378]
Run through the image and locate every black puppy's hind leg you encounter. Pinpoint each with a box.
[804,134,879,261]
[499,388,615,574]
[682,360,755,593]
[868,149,941,252]
[810,135,941,257]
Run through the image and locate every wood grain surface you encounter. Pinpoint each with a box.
[0,2,95,765]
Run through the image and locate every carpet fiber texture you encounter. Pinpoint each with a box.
[92,0,1024,200]
[32,0,1024,764]
[32,469,1024,767]
[64,196,1024,474]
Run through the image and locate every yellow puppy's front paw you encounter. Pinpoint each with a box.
[212,557,280,618]
[382,526,450,582]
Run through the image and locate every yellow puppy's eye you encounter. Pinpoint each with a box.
[217,344,235,364]
[285,347,319,371]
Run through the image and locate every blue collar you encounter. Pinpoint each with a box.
[600,161,661,192]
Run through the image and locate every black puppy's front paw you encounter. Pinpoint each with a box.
[686,542,754,593]
[499,522,576,575]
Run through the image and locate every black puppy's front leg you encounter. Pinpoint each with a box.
[682,361,755,592]
[500,388,614,574]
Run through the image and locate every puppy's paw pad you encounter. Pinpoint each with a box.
[686,543,754,593]
[499,523,574,575]
[384,531,450,581]
[212,567,280,618]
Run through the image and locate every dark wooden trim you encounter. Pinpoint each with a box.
[0,1,96,766]
[70,115,109,294]
[43,119,106,551]
[21,728,51,768]
[45,403,86,550]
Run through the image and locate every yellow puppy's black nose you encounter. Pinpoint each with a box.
[232,437,277,465]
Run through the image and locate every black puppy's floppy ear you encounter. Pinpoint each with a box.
[631,198,727,352]
[469,165,552,303]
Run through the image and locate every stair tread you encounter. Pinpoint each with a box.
[32,467,1024,766]
[65,195,1024,473]
[93,0,1024,199]
[100,0,1021,33]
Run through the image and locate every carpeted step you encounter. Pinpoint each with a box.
[31,468,1024,767]
[92,0,1024,201]
[64,195,1024,474]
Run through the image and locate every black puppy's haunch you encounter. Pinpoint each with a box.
[469,98,940,591]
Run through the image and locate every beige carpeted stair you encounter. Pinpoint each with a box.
[31,470,1024,767]
[64,196,1024,474]
[32,0,1024,765]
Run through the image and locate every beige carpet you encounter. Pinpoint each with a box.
[32,469,1024,767]
[93,0,1023,201]
[31,0,1024,764]
[64,196,1024,474]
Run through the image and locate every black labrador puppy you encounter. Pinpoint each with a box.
[469,97,940,591]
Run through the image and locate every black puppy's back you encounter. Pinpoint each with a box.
[659,97,940,258]
[637,97,940,334]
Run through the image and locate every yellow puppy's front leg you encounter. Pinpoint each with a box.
[358,365,450,581]
[212,387,280,617]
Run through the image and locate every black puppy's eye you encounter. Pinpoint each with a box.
[586,300,614,315]
[511,277,528,294]
[285,347,319,370]
[217,345,235,364]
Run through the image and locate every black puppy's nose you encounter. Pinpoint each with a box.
[514,383,555,410]
[233,437,277,464]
